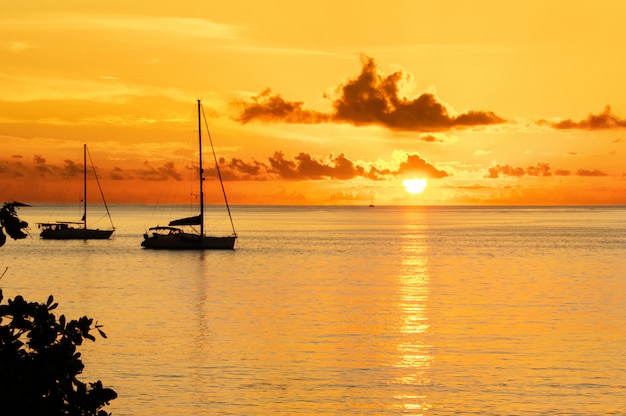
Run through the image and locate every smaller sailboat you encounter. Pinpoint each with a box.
[38,145,115,240]
[141,100,237,250]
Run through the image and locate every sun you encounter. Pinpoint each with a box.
[403,178,427,194]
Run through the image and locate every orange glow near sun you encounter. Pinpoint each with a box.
[2,4,626,205]
[403,178,427,194]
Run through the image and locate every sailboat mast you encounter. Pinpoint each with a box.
[83,144,87,230]
[198,100,204,237]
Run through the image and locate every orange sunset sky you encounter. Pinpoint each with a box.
[2,1,626,205]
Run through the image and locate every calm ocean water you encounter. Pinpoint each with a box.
[1,204,625,415]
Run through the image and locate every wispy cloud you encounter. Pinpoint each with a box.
[2,13,240,40]
[2,41,32,52]
[0,73,143,103]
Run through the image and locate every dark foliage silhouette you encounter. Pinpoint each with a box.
[0,201,30,247]
[0,289,117,415]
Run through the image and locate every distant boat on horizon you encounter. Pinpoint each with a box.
[141,100,237,250]
[38,144,115,240]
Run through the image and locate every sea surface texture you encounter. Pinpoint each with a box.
[2,205,625,415]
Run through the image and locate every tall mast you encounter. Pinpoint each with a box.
[83,144,87,230]
[198,100,204,237]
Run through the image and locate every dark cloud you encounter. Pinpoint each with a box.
[576,168,608,177]
[264,151,447,181]
[487,162,607,178]
[326,153,366,180]
[206,157,268,181]
[486,164,526,178]
[487,163,552,178]
[397,154,449,178]
[0,160,25,177]
[267,151,369,181]
[365,166,392,180]
[419,134,443,143]
[35,164,52,175]
[547,106,626,129]
[137,161,182,181]
[101,164,182,181]
[332,57,505,130]
[291,152,365,180]
[110,167,125,180]
[207,151,447,182]
[525,162,552,177]
[62,159,82,177]
[1,151,447,184]
[267,151,299,180]
[234,55,505,132]
[234,88,330,124]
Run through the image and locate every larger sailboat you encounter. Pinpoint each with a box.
[38,145,115,240]
[141,100,237,250]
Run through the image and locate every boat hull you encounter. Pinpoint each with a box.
[40,228,114,240]
[141,233,236,250]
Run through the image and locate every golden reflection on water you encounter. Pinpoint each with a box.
[8,206,626,414]
[393,228,433,414]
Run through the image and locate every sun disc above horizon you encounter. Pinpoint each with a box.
[403,178,427,194]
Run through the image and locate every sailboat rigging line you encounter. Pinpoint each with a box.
[85,145,115,229]
[200,103,237,237]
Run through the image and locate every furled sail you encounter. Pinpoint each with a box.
[169,215,202,226]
